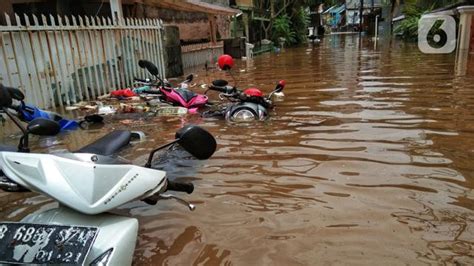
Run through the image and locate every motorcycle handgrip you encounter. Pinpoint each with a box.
[209,85,234,94]
[167,180,194,194]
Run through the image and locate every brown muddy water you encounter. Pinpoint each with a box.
[1,35,474,265]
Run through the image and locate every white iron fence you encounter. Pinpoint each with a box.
[181,41,224,69]
[0,14,166,109]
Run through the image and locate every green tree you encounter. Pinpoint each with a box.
[393,0,461,40]
[291,6,311,44]
[255,0,313,45]
[272,14,297,45]
[394,0,429,40]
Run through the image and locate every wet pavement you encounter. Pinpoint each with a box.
[1,35,474,265]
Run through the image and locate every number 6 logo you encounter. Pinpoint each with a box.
[418,14,456,54]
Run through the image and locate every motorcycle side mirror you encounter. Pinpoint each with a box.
[16,118,60,152]
[6,86,25,101]
[175,125,217,160]
[212,79,228,87]
[26,118,61,136]
[269,80,286,99]
[185,74,194,82]
[0,85,13,108]
[145,125,216,168]
[274,80,286,93]
[138,60,159,76]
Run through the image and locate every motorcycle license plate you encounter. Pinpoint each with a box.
[155,107,188,116]
[0,222,98,265]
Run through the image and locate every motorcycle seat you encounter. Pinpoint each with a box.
[76,130,131,156]
[175,88,197,103]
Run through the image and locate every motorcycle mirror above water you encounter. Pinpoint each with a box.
[212,79,228,87]
[7,87,25,102]
[0,85,13,108]
[13,118,61,152]
[268,80,286,99]
[145,125,217,168]
[185,74,193,83]
[1,85,59,151]
[138,60,159,76]
[274,80,286,93]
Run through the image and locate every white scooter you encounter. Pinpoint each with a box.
[0,85,217,265]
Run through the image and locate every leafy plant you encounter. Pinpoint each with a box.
[394,0,458,40]
[272,14,297,45]
[292,6,311,44]
[394,14,422,41]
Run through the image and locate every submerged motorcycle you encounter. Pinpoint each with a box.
[1,84,103,133]
[134,60,208,114]
[0,85,217,265]
[203,54,286,122]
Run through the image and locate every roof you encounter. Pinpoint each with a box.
[423,1,471,16]
[322,5,336,14]
[458,5,474,13]
[331,4,346,14]
[143,0,241,15]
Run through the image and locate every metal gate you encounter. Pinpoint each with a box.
[0,14,166,109]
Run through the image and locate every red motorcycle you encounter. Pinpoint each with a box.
[136,60,208,114]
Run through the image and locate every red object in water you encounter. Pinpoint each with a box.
[244,88,263,97]
[111,88,137,98]
[218,54,234,70]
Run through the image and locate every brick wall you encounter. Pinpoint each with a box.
[123,4,231,42]
[174,21,211,42]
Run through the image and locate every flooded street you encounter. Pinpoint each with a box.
[2,35,474,264]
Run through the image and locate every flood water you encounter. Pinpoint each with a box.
[1,35,474,265]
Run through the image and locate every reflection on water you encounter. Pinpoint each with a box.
[2,35,474,264]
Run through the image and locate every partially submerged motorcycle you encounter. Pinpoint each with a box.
[203,55,286,122]
[0,85,217,265]
[134,60,208,114]
[1,84,103,133]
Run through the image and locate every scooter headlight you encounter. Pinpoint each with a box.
[231,109,256,122]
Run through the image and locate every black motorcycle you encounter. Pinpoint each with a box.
[203,79,285,122]
[202,54,286,122]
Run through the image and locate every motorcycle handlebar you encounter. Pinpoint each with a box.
[209,85,235,95]
[166,180,194,194]
[141,180,194,205]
